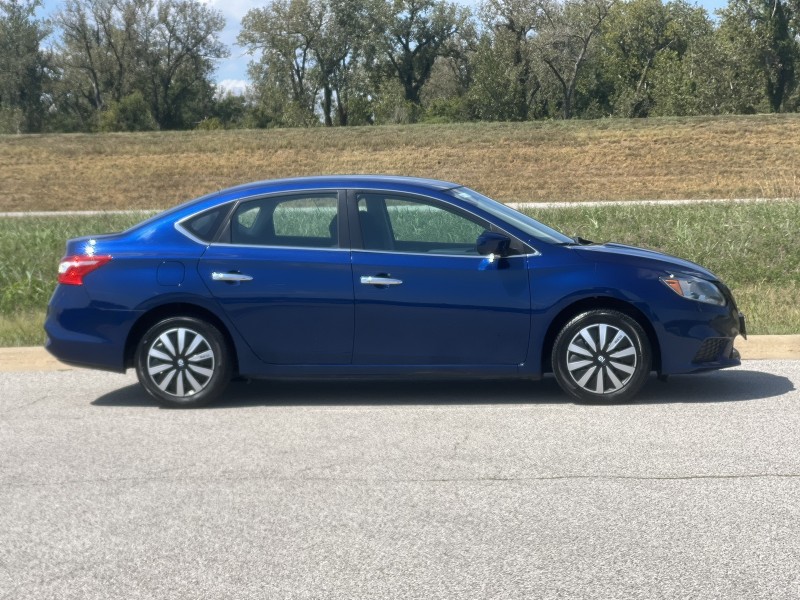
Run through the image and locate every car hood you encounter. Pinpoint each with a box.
[573,242,718,280]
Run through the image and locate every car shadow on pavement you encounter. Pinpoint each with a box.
[92,368,793,408]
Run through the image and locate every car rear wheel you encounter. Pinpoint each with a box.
[552,309,651,403]
[135,317,231,408]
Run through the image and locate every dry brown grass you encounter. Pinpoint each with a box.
[1,114,799,211]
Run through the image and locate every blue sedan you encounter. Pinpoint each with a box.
[45,176,746,407]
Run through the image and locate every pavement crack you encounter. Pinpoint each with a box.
[4,472,800,489]
[0,395,50,415]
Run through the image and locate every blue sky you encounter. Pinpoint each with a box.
[36,0,730,95]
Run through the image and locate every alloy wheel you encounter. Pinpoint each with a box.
[564,323,637,395]
[145,327,216,398]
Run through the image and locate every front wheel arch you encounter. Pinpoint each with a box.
[541,297,661,375]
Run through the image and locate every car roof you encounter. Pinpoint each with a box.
[134,175,467,234]
[220,175,463,197]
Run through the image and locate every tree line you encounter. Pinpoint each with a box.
[1,0,799,133]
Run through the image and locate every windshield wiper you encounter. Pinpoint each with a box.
[558,236,595,246]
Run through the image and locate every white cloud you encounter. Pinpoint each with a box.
[206,0,262,85]
[205,0,262,21]
[216,79,249,96]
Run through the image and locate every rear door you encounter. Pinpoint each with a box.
[198,191,354,365]
[349,191,531,366]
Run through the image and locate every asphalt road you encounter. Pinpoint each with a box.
[1,361,799,600]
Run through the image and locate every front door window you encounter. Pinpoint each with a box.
[357,194,486,255]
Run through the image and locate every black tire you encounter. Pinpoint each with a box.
[551,309,651,403]
[135,316,232,408]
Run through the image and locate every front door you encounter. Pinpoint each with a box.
[349,191,531,366]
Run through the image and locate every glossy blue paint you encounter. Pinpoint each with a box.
[352,251,530,365]
[45,175,744,387]
[199,245,354,365]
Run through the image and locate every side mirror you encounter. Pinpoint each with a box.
[477,231,511,257]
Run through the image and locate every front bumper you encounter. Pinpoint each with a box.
[655,299,744,375]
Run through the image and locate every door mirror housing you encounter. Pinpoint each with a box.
[477,231,511,257]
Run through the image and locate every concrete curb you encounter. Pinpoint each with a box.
[1,336,798,373]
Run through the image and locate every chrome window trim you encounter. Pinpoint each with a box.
[175,222,211,246]
[175,200,237,246]
[177,188,342,249]
[351,249,540,259]
[174,186,541,255]
[208,243,350,252]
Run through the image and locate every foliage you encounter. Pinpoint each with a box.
[50,0,226,131]
[533,0,614,119]
[239,0,377,127]
[0,0,50,132]
[99,92,157,132]
[471,0,542,121]
[717,0,799,113]
[371,0,472,114]
[3,0,800,130]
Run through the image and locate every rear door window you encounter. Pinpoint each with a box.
[230,193,340,248]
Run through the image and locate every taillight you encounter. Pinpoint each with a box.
[57,255,112,285]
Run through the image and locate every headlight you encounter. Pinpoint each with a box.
[660,276,726,306]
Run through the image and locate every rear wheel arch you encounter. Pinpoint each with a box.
[541,297,661,374]
[124,302,238,375]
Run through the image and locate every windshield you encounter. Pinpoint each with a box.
[447,187,573,245]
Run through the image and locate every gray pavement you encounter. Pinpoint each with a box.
[1,362,799,599]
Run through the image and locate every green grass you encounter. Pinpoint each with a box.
[0,213,154,316]
[1,200,797,346]
[0,311,46,347]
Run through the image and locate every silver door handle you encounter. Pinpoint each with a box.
[360,276,403,286]
[212,272,253,282]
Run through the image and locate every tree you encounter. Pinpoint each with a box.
[600,0,672,116]
[598,0,714,117]
[473,0,542,121]
[140,0,227,129]
[642,2,761,116]
[372,0,472,111]
[0,0,50,132]
[533,0,614,119]
[240,0,380,126]
[311,0,372,125]
[54,0,146,114]
[717,0,799,112]
[239,0,324,125]
[53,0,226,130]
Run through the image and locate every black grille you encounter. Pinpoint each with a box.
[693,338,732,363]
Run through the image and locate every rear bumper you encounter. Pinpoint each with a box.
[44,331,126,373]
[44,286,139,373]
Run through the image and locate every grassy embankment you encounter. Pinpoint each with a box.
[1,115,798,346]
[2,114,799,212]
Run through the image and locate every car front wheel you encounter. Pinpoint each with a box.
[135,317,231,408]
[552,309,651,403]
